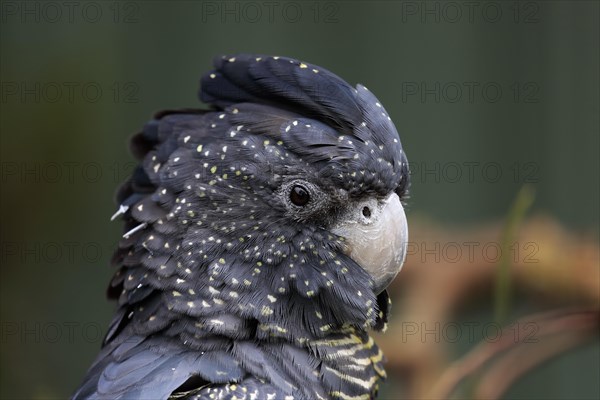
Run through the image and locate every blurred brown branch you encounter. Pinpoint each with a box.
[376,215,600,398]
[429,308,600,399]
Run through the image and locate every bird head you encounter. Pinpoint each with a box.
[202,54,409,288]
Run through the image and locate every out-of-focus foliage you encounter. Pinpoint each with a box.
[377,214,599,399]
[1,1,598,399]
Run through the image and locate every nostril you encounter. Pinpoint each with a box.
[362,206,371,218]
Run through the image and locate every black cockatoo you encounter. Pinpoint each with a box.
[74,54,409,399]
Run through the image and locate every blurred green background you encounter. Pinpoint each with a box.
[1,1,598,399]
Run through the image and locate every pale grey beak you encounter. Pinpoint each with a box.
[330,192,408,294]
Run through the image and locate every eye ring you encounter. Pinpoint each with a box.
[290,185,310,206]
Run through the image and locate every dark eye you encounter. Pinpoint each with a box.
[362,206,372,218]
[290,185,310,206]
